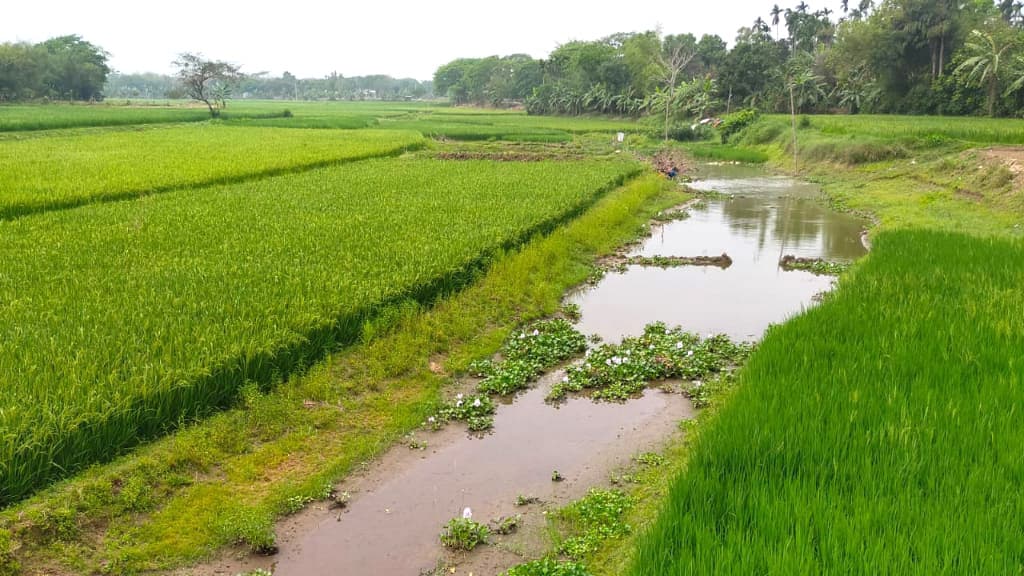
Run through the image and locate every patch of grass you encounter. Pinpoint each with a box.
[781,113,1024,145]
[506,557,591,576]
[0,103,211,131]
[0,125,425,218]
[1,173,687,574]
[682,143,769,163]
[630,230,1024,575]
[555,489,632,561]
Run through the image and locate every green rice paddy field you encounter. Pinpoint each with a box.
[0,101,1021,575]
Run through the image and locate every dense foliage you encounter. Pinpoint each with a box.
[0,35,110,101]
[435,0,1024,118]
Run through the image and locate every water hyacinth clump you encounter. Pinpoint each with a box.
[429,394,496,432]
[548,323,751,402]
[440,510,490,551]
[474,318,588,396]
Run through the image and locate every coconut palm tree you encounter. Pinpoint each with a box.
[771,5,783,39]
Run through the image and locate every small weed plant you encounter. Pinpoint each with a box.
[440,516,490,551]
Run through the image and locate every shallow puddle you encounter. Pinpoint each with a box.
[570,164,867,341]
[214,374,690,576]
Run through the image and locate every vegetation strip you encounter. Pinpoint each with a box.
[618,254,733,269]
[0,125,425,220]
[0,157,639,504]
[0,173,683,575]
[778,255,850,275]
[0,104,212,132]
[629,230,1024,575]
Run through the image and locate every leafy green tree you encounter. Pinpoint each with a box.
[0,42,45,100]
[39,35,110,100]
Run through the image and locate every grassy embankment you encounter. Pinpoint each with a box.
[500,114,1023,576]
[0,103,212,131]
[616,116,1023,575]
[630,228,1024,574]
[0,152,684,574]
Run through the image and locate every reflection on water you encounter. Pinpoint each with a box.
[571,164,867,342]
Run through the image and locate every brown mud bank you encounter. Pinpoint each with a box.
[193,373,692,576]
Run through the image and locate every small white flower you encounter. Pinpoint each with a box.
[428,416,436,423]
[562,375,570,382]
[532,329,540,336]
[605,358,613,366]
[462,507,473,519]
[649,345,655,350]
[519,333,526,339]
[456,400,463,407]
[675,342,684,350]
[687,350,694,357]
[456,393,464,400]
[473,398,482,408]
[705,333,713,340]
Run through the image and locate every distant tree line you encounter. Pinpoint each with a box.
[2,33,433,103]
[106,71,433,101]
[0,35,110,101]
[434,0,1024,117]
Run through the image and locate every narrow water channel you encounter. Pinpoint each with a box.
[208,164,866,576]
[570,164,867,341]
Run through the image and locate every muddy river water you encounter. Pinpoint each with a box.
[571,163,867,342]
[209,164,866,576]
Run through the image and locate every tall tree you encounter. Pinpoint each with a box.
[955,26,1018,115]
[657,34,697,140]
[172,53,242,117]
[39,35,110,100]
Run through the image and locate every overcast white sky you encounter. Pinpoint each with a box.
[3,0,843,81]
